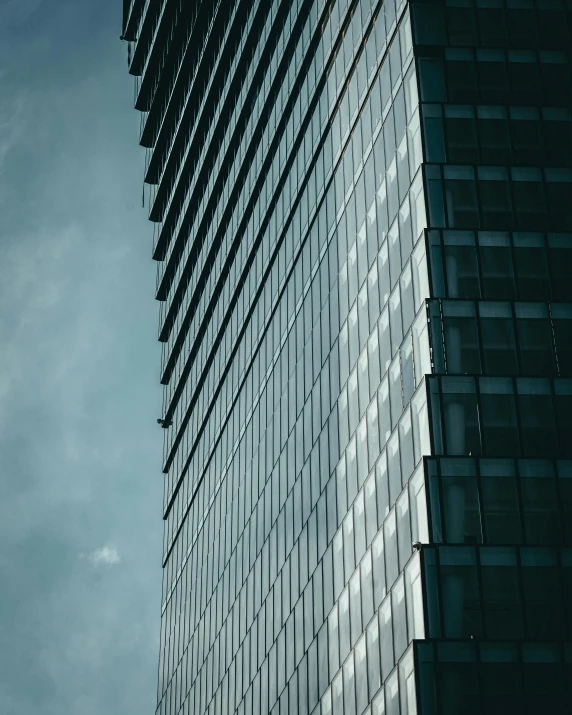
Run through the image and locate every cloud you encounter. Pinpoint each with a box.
[0,90,26,174]
[0,0,44,29]
[82,544,121,567]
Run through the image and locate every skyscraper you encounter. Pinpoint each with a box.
[121,0,572,713]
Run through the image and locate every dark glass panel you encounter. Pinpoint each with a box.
[478,234,515,299]
[552,304,572,376]
[513,234,550,301]
[439,549,483,639]
[444,107,479,164]
[441,377,481,456]
[559,462,572,546]
[538,8,570,49]
[477,52,509,104]
[511,168,547,232]
[521,550,562,639]
[444,167,479,229]
[440,458,482,544]
[508,51,542,105]
[423,110,447,163]
[436,662,480,715]
[480,459,522,543]
[447,5,478,47]
[478,107,510,164]
[442,301,481,375]
[554,380,572,458]
[477,5,508,47]
[479,302,518,374]
[478,167,513,230]
[443,232,480,298]
[523,659,565,715]
[519,460,560,545]
[515,304,555,376]
[418,57,446,102]
[446,53,478,103]
[481,550,524,639]
[542,109,572,167]
[510,109,543,165]
[412,3,447,45]
[541,54,572,106]
[479,378,520,457]
[507,5,538,49]
[545,170,572,232]
[517,378,558,457]
[547,234,572,301]
[481,660,524,715]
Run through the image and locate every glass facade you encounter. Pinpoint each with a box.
[122,0,572,712]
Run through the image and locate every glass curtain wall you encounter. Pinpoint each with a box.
[123,0,572,713]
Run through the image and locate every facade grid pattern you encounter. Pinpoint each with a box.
[122,0,572,713]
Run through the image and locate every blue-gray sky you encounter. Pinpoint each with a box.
[0,2,163,713]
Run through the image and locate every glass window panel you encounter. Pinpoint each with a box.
[413,310,431,385]
[439,546,482,639]
[480,458,522,543]
[396,489,412,570]
[361,545,374,624]
[519,460,559,545]
[334,530,345,601]
[344,509,356,584]
[329,605,340,677]
[444,166,479,228]
[478,106,510,164]
[513,233,550,301]
[515,302,555,375]
[479,377,520,457]
[379,377,392,447]
[367,398,381,469]
[521,549,563,639]
[445,106,479,164]
[385,668,400,715]
[389,357,402,428]
[384,510,399,587]
[442,300,481,374]
[553,304,572,375]
[443,231,480,298]
[548,234,572,301]
[517,378,558,457]
[478,167,513,230]
[422,106,446,163]
[343,653,357,715]
[479,301,518,374]
[441,377,480,456]
[387,431,402,506]
[441,459,481,544]
[481,547,524,639]
[350,569,362,647]
[392,575,408,660]
[379,597,394,681]
[554,379,572,458]
[339,586,351,663]
[447,54,478,103]
[376,450,390,524]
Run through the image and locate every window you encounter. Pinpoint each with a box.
[478,233,515,299]
[478,167,512,230]
[442,301,481,374]
[445,106,479,164]
[481,548,524,639]
[444,166,479,229]
[479,377,519,457]
[515,303,554,375]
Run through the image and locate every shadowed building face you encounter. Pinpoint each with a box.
[122,1,572,713]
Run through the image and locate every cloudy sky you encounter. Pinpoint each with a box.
[0,2,164,714]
